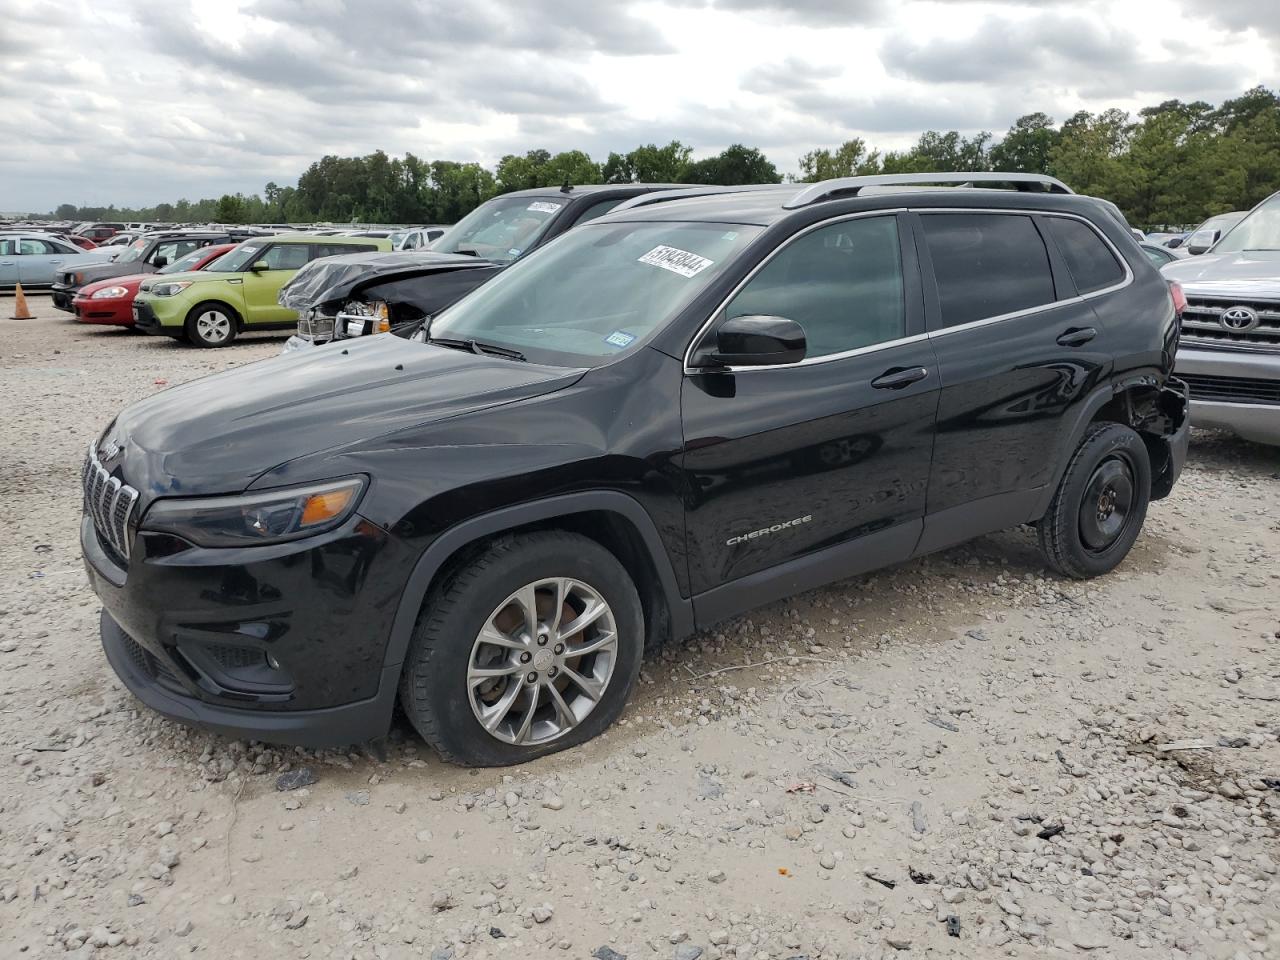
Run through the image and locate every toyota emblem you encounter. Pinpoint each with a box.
[1220,305,1260,331]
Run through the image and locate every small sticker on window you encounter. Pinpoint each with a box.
[508,248,522,256]
[604,330,636,348]
[721,231,738,241]
[637,245,714,278]
[527,201,563,214]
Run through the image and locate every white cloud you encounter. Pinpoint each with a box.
[0,0,1274,211]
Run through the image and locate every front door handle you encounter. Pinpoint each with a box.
[871,366,929,390]
[1056,326,1097,347]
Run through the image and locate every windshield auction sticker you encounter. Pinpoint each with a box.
[637,245,714,278]
[527,201,563,214]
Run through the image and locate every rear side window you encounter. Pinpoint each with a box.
[1043,217,1125,294]
[921,214,1055,328]
[727,216,905,358]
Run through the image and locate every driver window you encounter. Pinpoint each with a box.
[726,216,905,358]
[19,239,55,255]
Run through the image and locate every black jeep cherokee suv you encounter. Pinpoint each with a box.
[82,173,1189,766]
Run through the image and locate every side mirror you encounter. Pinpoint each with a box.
[692,315,806,368]
[1186,229,1219,256]
[153,255,168,268]
[251,260,270,272]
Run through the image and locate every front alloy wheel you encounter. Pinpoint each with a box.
[398,531,644,766]
[467,578,617,746]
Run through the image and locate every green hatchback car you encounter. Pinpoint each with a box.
[132,234,390,347]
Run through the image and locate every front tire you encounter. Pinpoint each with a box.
[1037,422,1151,579]
[398,532,644,766]
[184,302,238,348]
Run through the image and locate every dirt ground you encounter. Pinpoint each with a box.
[1,294,1278,960]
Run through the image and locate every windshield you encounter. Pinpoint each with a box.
[160,248,214,274]
[117,238,148,264]
[428,221,762,366]
[429,195,567,263]
[1211,197,1280,253]
[205,241,266,272]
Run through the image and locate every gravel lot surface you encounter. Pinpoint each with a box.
[2,294,1278,960]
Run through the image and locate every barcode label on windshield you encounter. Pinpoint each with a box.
[638,245,714,278]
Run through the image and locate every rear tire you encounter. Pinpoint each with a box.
[184,302,238,348]
[398,532,644,767]
[1036,422,1151,579]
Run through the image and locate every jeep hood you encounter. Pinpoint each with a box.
[1161,250,1280,297]
[106,334,585,504]
[279,251,495,312]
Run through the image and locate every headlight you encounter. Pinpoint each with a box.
[71,272,84,284]
[140,477,366,547]
[149,280,193,297]
[342,300,390,333]
[91,285,130,299]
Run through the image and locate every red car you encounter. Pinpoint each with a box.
[72,244,235,326]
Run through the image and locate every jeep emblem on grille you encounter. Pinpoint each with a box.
[1220,306,1260,331]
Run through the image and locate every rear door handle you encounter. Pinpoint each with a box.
[871,366,929,390]
[1056,326,1097,347]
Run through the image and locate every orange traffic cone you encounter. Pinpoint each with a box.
[11,282,33,320]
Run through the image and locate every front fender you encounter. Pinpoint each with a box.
[380,491,694,673]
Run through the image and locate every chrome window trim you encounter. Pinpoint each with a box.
[682,206,1133,374]
[682,208,910,374]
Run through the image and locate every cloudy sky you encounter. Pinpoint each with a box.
[3,0,1276,212]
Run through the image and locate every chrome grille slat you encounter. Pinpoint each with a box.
[1180,296,1280,353]
[82,442,139,561]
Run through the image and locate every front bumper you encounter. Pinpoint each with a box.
[1175,346,1280,446]
[131,300,175,336]
[83,509,417,747]
[51,283,78,312]
[72,295,132,325]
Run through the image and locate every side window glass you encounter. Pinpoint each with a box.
[726,216,905,358]
[260,244,310,269]
[921,214,1055,328]
[19,239,53,255]
[0,239,15,255]
[1043,217,1126,294]
[572,197,625,226]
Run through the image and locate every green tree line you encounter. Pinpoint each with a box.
[47,86,1280,231]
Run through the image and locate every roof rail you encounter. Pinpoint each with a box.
[611,183,783,213]
[783,172,1074,210]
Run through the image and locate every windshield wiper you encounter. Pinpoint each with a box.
[429,336,526,362]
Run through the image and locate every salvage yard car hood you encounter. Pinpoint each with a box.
[1161,249,1280,297]
[278,250,497,313]
[104,334,585,504]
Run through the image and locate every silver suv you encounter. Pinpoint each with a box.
[1163,192,1280,445]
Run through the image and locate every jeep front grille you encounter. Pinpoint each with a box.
[1180,297,1280,352]
[82,442,139,561]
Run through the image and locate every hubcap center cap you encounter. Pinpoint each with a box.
[532,649,555,672]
